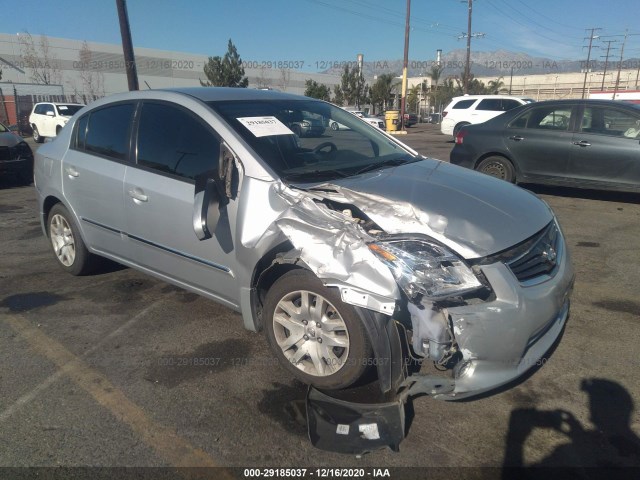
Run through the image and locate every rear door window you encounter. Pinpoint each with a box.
[510,105,573,131]
[503,99,523,111]
[84,103,135,161]
[476,99,502,111]
[452,99,476,110]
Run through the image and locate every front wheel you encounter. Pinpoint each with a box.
[33,126,44,143]
[47,204,97,275]
[476,156,516,183]
[264,269,372,390]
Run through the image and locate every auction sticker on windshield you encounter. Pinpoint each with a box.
[237,116,294,137]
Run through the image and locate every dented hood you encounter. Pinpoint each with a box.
[327,158,554,259]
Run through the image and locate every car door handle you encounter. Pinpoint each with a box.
[128,188,148,202]
[509,135,524,141]
[573,140,591,147]
[65,166,79,178]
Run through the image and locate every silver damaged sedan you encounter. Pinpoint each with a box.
[34,87,574,400]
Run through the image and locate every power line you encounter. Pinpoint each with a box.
[513,0,585,31]
[483,0,583,48]
[599,40,617,90]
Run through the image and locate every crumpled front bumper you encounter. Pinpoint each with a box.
[433,239,575,400]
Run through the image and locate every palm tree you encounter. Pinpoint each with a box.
[487,77,506,94]
[429,65,444,92]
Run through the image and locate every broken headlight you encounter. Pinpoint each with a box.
[369,238,482,300]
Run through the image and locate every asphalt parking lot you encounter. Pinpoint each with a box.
[1,124,639,476]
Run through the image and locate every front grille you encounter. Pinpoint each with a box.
[0,143,32,162]
[506,222,561,282]
[479,221,562,283]
[0,146,11,161]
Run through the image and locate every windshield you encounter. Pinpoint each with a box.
[55,104,84,116]
[210,99,417,183]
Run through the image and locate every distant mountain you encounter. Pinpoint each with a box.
[321,49,637,79]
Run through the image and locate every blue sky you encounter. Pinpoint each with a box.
[6,0,640,69]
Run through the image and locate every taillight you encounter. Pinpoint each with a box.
[455,129,468,144]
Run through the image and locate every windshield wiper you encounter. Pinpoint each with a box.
[354,156,419,175]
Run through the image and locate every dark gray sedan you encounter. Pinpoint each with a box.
[0,121,34,184]
[450,99,640,192]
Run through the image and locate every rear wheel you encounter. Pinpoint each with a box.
[476,156,516,183]
[47,203,97,275]
[263,269,372,390]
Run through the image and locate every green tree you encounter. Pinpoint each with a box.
[304,79,331,100]
[407,85,419,113]
[429,65,444,91]
[200,39,248,88]
[370,73,398,113]
[332,65,369,107]
[487,76,506,94]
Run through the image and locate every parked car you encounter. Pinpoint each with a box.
[0,121,34,184]
[329,110,385,130]
[288,111,325,137]
[35,87,573,401]
[450,99,640,193]
[29,102,85,143]
[427,113,441,124]
[403,112,418,127]
[441,95,534,136]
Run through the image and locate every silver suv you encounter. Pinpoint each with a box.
[34,88,574,399]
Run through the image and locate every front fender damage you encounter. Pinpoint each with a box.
[244,182,486,453]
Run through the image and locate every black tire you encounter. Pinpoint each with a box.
[330,121,339,131]
[47,203,97,275]
[33,125,44,143]
[453,122,470,137]
[476,155,516,183]
[55,125,62,136]
[263,269,372,390]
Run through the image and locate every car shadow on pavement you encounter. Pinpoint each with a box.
[501,378,640,477]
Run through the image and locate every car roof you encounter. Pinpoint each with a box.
[159,87,307,102]
[35,102,85,106]
[511,99,640,108]
[450,94,529,100]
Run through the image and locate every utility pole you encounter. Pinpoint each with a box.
[613,29,628,99]
[508,66,513,94]
[458,0,484,94]
[464,0,472,94]
[581,28,601,99]
[400,0,411,131]
[116,0,139,91]
[599,40,617,90]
